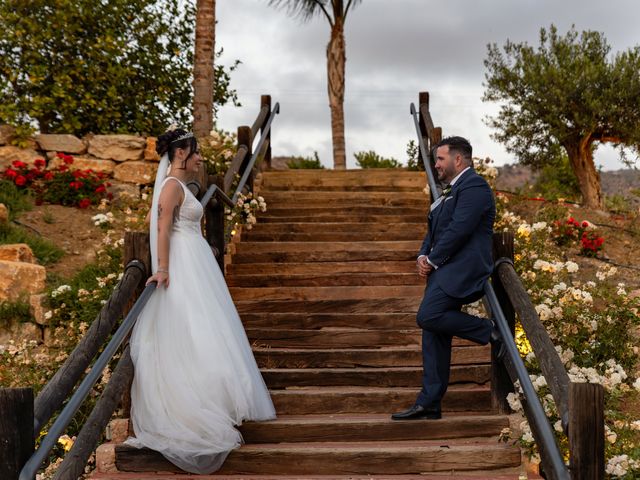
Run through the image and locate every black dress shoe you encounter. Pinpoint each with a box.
[490,326,507,360]
[391,404,442,420]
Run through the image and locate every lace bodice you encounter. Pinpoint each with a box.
[162,177,203,235]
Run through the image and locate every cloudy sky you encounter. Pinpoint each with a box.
[215,0,639,170]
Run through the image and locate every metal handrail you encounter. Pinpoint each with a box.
[199,103,279,210]
[409,103,570,480]
[19,282,157,480]
[232,102,280,204]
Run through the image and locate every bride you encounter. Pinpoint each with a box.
[125,128,276,474]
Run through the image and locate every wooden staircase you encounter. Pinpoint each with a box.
[94,170,528,479]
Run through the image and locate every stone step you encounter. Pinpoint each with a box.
[115,439,520,475]
[228,261,416,276]
[264,205,426,217]
[261,190,428,207]
[234,240,422,254]
[258,214,426,223]
[236,298,422,314]
[231,285,424,301]
[228,272,423,287]
[262,366,490,389]
[260,169,427,191]
[241,312,417,329]
[270,386,492,415]
[242,222,425,234]
[253,346,489,368]
[231,250,418,264]
[242,230,424,242]
[238,413,508,444]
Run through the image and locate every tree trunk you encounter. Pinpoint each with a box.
[326,18,346,170]
[193,0,216,139]
[565,138,603,209]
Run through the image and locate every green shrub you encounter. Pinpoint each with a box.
[0,297,31,328]
[354,150,401,169]
[533,155,581,202]
[0,222,64,265]
[287,152,324,169]
[0,179,32,219]
[406,140,424,171]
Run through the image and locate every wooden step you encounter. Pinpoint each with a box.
[260,169,427,191]
[260,190,429,207]
[234,240,422,254]
[258,214,426,223]
[247,328,484,349]
[228,261,416,276]
[254,346,489,368]
[239,413,508,443]
[231,285,424,301]
[270,386,492,415]
[241,231,424,242]
[115,439,520,475]
[92,473,536,480]
[228,272,423,287]
[241,222,426,234]
[264,206,426,217]
[231,249,418,264]
[236,298,422,314]
[241,312,418,329]
[262,366,490,389]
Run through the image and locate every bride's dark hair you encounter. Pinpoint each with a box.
[156,128,199,168]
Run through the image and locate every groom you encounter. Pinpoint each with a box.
[392,136,500,420]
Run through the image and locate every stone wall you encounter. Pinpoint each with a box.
[0,126,161,185]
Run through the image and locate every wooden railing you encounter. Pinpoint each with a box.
[411,91,604,480]
[0,95,278,480]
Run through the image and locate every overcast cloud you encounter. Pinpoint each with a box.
[216,0,640,169]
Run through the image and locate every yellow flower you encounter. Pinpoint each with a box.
[58,434,74,452]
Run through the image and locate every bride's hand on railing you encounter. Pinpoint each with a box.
[147,270,169,288]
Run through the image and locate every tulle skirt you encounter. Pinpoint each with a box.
[125,229,276,474]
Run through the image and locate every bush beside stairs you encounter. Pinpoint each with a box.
[93,170,533,479]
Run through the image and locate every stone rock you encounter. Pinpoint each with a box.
[114,161,157,185]
[35,134,87,154]
[0,244,36,263]
[47,155,116,175]
[0,203,8,223]
[107,418,130,443]
[0,260,47,301]
[88,135,145,161]
[144,137,160,161]
[95,443,117,473]
[0,322,42,348]
[0,125,16,145]
[108,181,141,204]
[0,146,45,171]
[29,293,49,326]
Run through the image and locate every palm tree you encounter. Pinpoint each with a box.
[269,0,362,169]
[193,0,216,139]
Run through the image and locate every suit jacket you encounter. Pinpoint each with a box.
[418,168,495,298]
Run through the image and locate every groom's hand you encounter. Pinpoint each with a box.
[417,256,433,278]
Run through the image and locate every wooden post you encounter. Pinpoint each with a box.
[490,232,516,413]
[569,382,605,479]
[237,125,253,194]
[205,174,226,272]
[121,231,151,434]
[260,95,272,170]
[0,388,34,480]
[417,92,430,170]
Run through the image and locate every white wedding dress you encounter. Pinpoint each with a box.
[125,177,276,474]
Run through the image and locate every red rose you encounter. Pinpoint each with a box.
[78,198,91,209]
[34,158,46,168]
[15,175,27,186]
[5,168,17,179]
[12,160,27,169]
[63,155,74,165]
[56,152,65,159]
[95,185,106,193]
[44,172,54,181]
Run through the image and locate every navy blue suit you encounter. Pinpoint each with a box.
[415,168,495,409]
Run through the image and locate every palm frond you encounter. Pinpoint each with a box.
[267,0,331,23]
